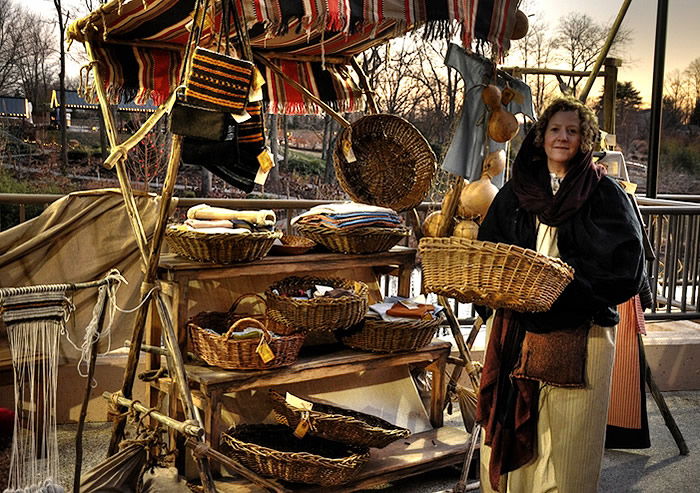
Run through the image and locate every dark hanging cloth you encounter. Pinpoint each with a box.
[476,310,539,491]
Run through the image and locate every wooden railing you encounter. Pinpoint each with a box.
[2,192,699,321]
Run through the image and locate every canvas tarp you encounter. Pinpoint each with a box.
[0,189,175,359]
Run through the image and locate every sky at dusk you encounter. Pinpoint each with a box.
[510,0,700,106]
[26,0,700,106]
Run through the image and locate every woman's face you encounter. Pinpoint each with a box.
[543,110,582,170]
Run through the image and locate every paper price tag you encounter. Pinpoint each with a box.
[285,393,314,410]
[341,136,356,163]
[256,338,275,363]
[617,179,638,195]
[293,417,311,438]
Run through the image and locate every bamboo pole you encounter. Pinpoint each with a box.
[103,392,204,438]
[579,0,633,102]
[84,40,150,265]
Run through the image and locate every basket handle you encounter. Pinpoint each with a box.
[228,293,267,316]
[223,317,270,342]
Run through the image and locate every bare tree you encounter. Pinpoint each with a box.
[53,0,71,171]
[664,69,693,126]
[555,12,631,96]
[0,0,23,92]
[15,13,57,117]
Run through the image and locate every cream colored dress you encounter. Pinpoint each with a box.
[480,218,616,493]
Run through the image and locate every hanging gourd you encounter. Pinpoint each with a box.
[422,210,455,237]
[482,84,519,143]
[453,219,479,239]
[510,10,529,40]
[459,173,499,220]
[482,150,506,179]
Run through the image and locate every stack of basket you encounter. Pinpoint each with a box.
[221,391,411,486]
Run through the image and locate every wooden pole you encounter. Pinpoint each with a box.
[639,334,689,455]
[84,40,150,265]
[602,58,622,134]
[73,287,109,493]
[578,0,633,102]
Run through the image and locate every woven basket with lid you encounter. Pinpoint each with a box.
[419,237,574,312]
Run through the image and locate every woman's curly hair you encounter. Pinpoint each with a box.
[533,97,600,153]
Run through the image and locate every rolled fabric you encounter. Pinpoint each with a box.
[186,204,276,226]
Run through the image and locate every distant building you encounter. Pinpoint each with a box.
[0,96,31,122]
[49,90,157,129]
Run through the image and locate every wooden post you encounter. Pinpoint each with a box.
[602,58,622,134]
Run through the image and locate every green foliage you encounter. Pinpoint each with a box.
[286,150,325,176]
[660,136,700,174]
[0,168,61,230]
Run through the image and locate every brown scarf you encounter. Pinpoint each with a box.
[511,129,605,226]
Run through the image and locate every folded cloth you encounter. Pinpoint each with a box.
[185,218,234,229]
[296,212,403,231]
[386,302,435,319]
[187,204,276,226]
[292,202,399,225]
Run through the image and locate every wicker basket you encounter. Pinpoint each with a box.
[337,314,444,353]
[333,114,437,212]
[265,276,368,331]
[270,234,316,256]
[295,223,409,254]
[188,316,304,370]
[419,237,575,312]
[221,424,370,486]
[269,390,410,449]
[165,227,282,263]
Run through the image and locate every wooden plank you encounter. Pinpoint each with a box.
[159,247,416,274]
[182,342,450,392]
[298,426,470,492]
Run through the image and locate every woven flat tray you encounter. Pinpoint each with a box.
[222,424,370,486]
[270,390,411,448]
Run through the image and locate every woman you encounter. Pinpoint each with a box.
[475,97,646,492]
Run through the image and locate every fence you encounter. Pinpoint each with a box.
[1,192,699,321]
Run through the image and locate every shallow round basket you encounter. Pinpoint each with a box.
[338,314,444,353]
[419,237,574,312]
[165,227,282,264]
[295,223,409,254]
[269,390,410,449]
[188,316,305,370]
[221,424,370,486]
[333,114,437,212]
[265,276,368,331]
[269,234,316,256]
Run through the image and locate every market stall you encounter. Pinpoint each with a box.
[63,0,525,491]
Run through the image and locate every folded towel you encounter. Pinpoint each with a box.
[294,211,403,231]
[187,204,276,226]
[386,302,436,319]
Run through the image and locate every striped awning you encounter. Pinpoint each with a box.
[69,0,518,114]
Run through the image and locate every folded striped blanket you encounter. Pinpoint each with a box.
[295,211,403,231]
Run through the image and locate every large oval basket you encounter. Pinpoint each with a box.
[222,424,370,486]
[333,114,437,212]
[419,237,575,312]
[295,223,409,254]
[338,314,444,353]
[265,276,368,331]
[269,390,410,449]
[166,227,282,263]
